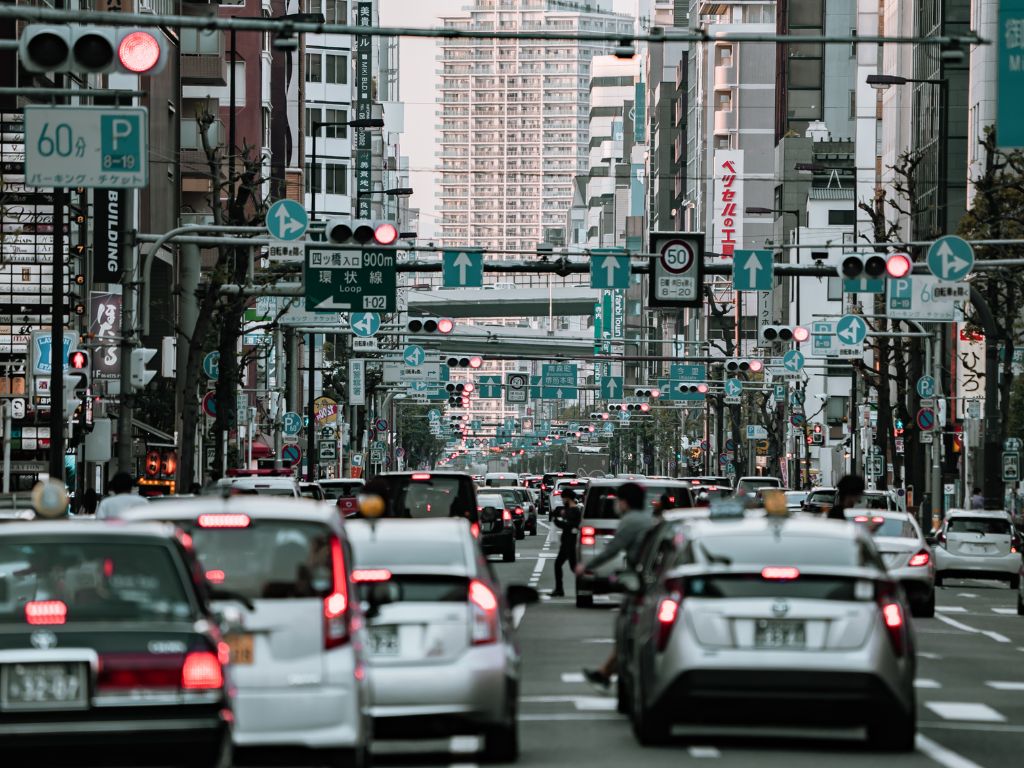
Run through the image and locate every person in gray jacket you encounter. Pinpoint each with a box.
[574,481,652,691]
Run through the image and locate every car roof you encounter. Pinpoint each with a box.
[346,517,470,543]
[320,478,363,485]
[946,508,1011,519]
[219,476,297,487]
[119,496,338,524]
[0,520,180,540]
[845,509,910,519]
[379,471,470,479]
[585,478,691,488]
[685,515,861,540]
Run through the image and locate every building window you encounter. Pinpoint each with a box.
[714,134,731,150]
[326,54,348,85]
[715,45,733,66]
[305,53,322,83]
[828,209,856,226]
[827,276,842,301]
[325,164,347,195]
[716,91,732,110]
[323,109,348,138]
[326,0,348,23]
[305,107,320,137]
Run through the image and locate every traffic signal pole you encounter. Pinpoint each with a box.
[116,188,136,474]
[48,187,66,480]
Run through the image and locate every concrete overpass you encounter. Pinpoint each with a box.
[405,286,600,318]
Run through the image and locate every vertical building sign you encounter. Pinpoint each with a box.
[355,0,373,217]
[998,0,1024,148]
[92,189,124,283]
[712,149,743,261]
[633,81,645,143]
[89,291,122,381]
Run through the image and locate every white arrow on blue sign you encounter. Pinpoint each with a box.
[732,250,774,292]
[601,376,623,400]
[350,312,381,337]
[836,314,868,346]
[724,378,743,397]
[782,350,805,373]
[266,199,309,241]
[442,250,484,288]
[403,345,426,367]
[927,235,974,282]
[590,249,630,290]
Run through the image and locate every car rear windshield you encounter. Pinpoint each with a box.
[583,485,692,519]
[183,520,336,600]
[351,537,468,569]
[687,534,869,568]
[947,517,1011,535]
[230,486,296,497]
[478,494,504,509]
[493,490,522,507]
[0,539,193,623]
[320,482,364,500]
[356,575,469,604]
[379,476,474,519]
[807,491,835,505]
[853,517,918,538]
[685,573,860,601]
[861,494,891,510]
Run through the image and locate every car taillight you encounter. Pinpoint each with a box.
[761,566,800,580]
[25,600,67,625]
[908,550,930,567]
[656,597,680,651]
[876,582,906,657]
[471,522,480,538]
[352,568,391,582]
[502,509,512,523]
[469,579,499,645]
[323,536,350,649]
[411,473,431,480]
[581,525,596,546]
[1011,535,1021,553]
[205,569,226,583]
[181,651,224,690]
[198,513,251,528]
[97,653,182,690]
[514,507,524,516]
[581,526,595,537]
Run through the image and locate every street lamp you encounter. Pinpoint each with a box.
[309,117,385,222]
[866,73,948,235]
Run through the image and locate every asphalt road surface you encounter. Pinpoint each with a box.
[369,519,1024,768]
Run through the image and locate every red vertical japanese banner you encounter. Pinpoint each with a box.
[712,150,744,262]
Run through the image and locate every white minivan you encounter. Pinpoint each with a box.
[483,472,520,487]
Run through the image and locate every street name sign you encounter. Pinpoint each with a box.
[539,363,578,399]
[442,250,484,288]
[649,232,703,307]
[590,249,630,290]
[732,250,773,291]
[999,0,1024,148]
[305,248,396,312]
[24,106,148,188]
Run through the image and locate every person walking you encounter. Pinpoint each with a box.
[95,472,148,520]
[970,487,985,510]
[78,488,98,516]
[827,474,865,520]
[551,488,582,597]
[574,481,652,691]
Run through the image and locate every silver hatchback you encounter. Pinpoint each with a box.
[934,509,1022,588]
[625,516,916,751]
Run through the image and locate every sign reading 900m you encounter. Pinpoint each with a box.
[305,248,397,312]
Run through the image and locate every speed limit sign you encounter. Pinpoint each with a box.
[649,232,704,307]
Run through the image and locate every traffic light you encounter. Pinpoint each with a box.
[324,218,399,245]
[724,359,764,373]
[68,349,90,377]
[839,253,886,280]
[608,403,650,412]
[633,387,660,398]
[129,347,157,390]
[893,418,905,438]
[408,317,455,334]
[677,383,709,394]
[446,356,483,369]
[885,252,913,278]
[812,423,824,446]
[760,325,810,343]
[19,25,167,75]
[444,383,466,394]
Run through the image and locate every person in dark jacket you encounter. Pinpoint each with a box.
[551,488,582,597]
[828,474,866,520]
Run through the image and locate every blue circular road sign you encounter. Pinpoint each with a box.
[403,344,426,367]
[375,418,388,432]
[202,351,220,380]
[266,199,309,241]
[927,235,974,282]
[281,444,303,467]
[916,375,936,399]
[782,350,805,373]
[282,411,302,436]
[351,312,381,338]
[836,314,868,346]
[725,379,743,397]
[917,408,936,431]
[791,414,806,427]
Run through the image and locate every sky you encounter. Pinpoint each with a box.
[379,0,642,238]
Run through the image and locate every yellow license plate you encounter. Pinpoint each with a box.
[225,634,254,665]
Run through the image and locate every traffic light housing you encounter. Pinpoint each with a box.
[445,383,466,394]
[760,325,809,343]
[608,403,651,412]
[446,356,483,369]
[677,383,709,394]
[724,359,764,373]
[129,347,157,390]
[839,253,886,280]
[633,387,660,398]
[812,423,824,446]
[20,25,167,75]
[408,317,455,334]
[324,218,399,245]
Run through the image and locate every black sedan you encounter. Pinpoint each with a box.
[0,522,232,767]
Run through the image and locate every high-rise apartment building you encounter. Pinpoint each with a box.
[436,0,632,254]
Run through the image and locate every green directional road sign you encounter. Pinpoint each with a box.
[669,363,706,401]
[590,249,630,290]
[442,250,484,288]
[305,248,396,312]
[477,375,503,399]
[842,277,885,294]
[732,250,773,291]
[927,235,975,282]
[542,363,577,389]
[1000,1,1024,148]
[601,376,623,400]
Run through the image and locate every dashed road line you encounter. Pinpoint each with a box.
[935,613,1011,643]
[918,651,943,660]
[936,606,968,613]
[956,593,978,598]
[991,607,1017,615]
[915,678,942,689]
[985,680,1024,691]
[688,746,722,759]
[924,702,1006,723]
[449,735,481,754]
[915,734,986,768]
[512,604,526,628]
[560,672,584,684]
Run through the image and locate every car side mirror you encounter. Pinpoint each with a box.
[506,584,539,607]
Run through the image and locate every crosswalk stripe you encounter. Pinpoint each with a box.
[936,606,967,613]
[991,607,1017,615]
[985,680,1024,691]
[561,672,584,683]
[924,702,1006,722]
[915,734,986,768]
[914,678,941,689]
[688,746,721,758]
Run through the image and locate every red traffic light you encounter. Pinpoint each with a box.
[374,223,399,245]
[697,383,709,394]
[748,360,764,373]
[437,317,455,334]
[117,31,162,74]
[793,326,810,343]
[468,356,483,369]
[68,350,89,370]
[886,252,912,279]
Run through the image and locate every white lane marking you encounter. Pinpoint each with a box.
[936,606,967,613]
[538,552,558,558]
[920,721,1024,734]
[537,520,551,530]
[956,593,978,598]
[449,764,478,768]
[924,702,1006,723]
[919,651,943,660]
[992,607,1017,615]
[915,678,942,689]
[581,638,616,644]
[935,613,1011,643]
[512,604,526,629]
[688,747,721,759]
[574,696,617,711]
[560,672,584,684]
[449,735,481,754]
[986,680,1024,690]
[520,713,621,721]
[915,734,985,768]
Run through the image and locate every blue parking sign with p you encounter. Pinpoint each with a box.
[101,114,143,173]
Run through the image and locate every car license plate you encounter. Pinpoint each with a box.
[226,634,254,665]
[1,662,88,711]
[369,626,399,656]
[754,620,806,649]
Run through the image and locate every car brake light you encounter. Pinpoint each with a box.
[761,566,800,580]
[502,509,512,522]
[908,550,930,567]
[656,597,680,651]
[205,569,226,583]
[872,516,885,524]
[514,507,524,516]
[581,536,596,546]
[411,473,431,481]
[854,515,868,522]
[876,582,906,657]
[323,536,350,649]
[471,522,480,538]
[581,526,595,537]
[25,600,67,625]
[882,602,903,629]
[97,653,181,690]
[469,579,499,644]
[197,513,251,528]
[352,568,392,582]
[181,651,224,690]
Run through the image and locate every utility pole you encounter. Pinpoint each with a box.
[48,186,66,480]
[116,189,137,473]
